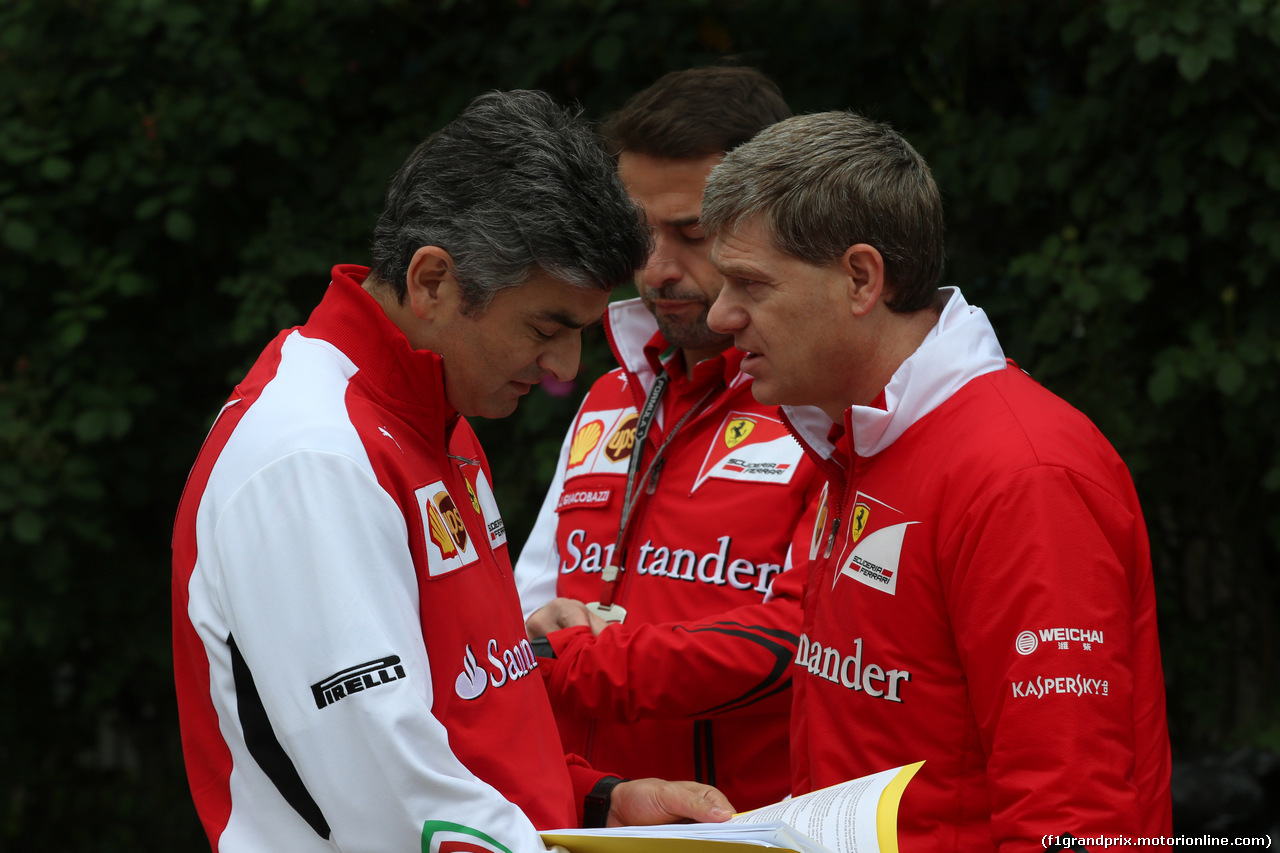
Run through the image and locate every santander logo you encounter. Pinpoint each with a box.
[453,638,540,701]
[454,646,487,700]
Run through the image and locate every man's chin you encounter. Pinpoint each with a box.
[656,321,732,354]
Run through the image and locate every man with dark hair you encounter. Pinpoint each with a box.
[172,90,731,853]
[703,110,1173,849]
[514,66,820,812]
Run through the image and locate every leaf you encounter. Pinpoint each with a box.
[1177,47,1211,81]
[59,321,87,349]
[1135,32,1163,61]
[1215,355,1246,396]
[165,210,196,241]
[1147,364,1179,404]
[12,510,44,544]
[590,34,624,71]
[2,219,38,252]
[41,156,75,182]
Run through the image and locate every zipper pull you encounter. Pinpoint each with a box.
[645,458,666,495]
[824,516,841,559]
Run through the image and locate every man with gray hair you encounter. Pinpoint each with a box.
[172,90,731,853]
[703,111,1173,849]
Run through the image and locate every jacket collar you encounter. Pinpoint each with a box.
[301,265,457,432]
[604,297,748,398]
[784,287,1007,463]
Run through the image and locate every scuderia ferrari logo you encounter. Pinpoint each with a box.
[832,491,917,596]
[694,410,803,492]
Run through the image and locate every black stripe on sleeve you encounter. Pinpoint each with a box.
[228,634,331,839]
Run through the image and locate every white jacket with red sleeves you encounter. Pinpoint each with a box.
[173,265,598,853]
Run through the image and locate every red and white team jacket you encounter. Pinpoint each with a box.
[514,298,823,811]
[782,288,1173,851]
[172,265,603,853]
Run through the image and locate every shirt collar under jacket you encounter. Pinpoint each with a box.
[305,264,457,438]
[783,286,1008,463]
[605,297,747,400]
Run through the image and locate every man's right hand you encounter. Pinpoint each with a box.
[526,597,609,641]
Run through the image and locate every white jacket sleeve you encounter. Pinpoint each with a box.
[513,405,580,619]
[204,449,549,853]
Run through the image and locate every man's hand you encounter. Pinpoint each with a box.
[607,778,734,826]
[526,597,608,640]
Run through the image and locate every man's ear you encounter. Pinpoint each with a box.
[841,243,886,317]
[405,246,457,320]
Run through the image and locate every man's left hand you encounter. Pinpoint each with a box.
[607,778,734,826]
[526,597,608,640]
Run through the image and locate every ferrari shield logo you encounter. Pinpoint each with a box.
[849,503,871,543]
[724,417,756,449]
[465,478,481,515]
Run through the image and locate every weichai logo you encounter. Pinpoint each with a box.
[568,419,604,468]
[603,413,638,462]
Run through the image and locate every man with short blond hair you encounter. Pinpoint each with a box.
[703,109,1173,850]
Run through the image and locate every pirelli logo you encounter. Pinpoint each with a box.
[311,655,406,710]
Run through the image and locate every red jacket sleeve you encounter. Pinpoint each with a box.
[946,465,1172,848]
[542,561,807,722]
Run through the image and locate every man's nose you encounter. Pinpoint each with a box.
[707,287,744,335]
[538,332,582,383]
[640,233,682,291]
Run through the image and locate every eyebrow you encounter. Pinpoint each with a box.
[665,216,701,229]
[535,309,599,330]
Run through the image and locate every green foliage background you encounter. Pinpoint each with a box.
[1,0,1277,846]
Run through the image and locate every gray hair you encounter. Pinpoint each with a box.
[370,89,651,312]
[701,111,944,312]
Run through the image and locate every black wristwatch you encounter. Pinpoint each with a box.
[530,636,556,659]
[582,775,626,828]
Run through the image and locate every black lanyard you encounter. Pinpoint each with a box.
[588,369,720,620]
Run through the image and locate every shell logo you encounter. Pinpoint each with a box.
[604,413,639,462]
[724,416,756,448]
[425,499,458,559]
[569,420,604,468]
[433,490,469,553]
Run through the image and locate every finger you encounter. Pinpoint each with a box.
[662,781,733,823]
[587,609,609,635]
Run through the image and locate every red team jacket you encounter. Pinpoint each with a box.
[781,288,1173,851]
[173,266,601,853]
[515,298,823,811]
